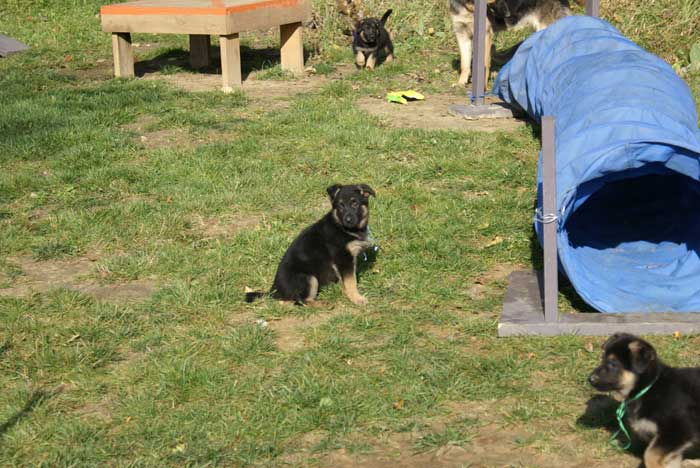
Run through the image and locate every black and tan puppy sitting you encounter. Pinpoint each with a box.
[588,333,700,468]
[246,184,375,306]
[352,9,393,70]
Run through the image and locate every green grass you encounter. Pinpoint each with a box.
[1,0,700,466]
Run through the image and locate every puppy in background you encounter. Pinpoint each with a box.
[337,0,366,35]
[449,0,572,86]
[588,333,700,468]
[246,184,376,306]
[353,9,394,70]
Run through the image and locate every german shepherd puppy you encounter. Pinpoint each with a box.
[245,184,375,306]
[449,0,572,86]
[352,9,394,70]
[588,333,700,468]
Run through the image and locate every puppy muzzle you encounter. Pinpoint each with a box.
[587,373,600,386]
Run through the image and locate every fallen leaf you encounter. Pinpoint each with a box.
[66,334,81,344]
[584,342,594,353]
[673,331,681,339]
[484,236,504,248]
[319,397,333,408]
[477,222,489,230]
[172,444,186,454]
[392,399,404,410]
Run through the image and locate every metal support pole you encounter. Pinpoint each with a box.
[586,0,600,17]
[542,116,558,322]
[471,0,487,106]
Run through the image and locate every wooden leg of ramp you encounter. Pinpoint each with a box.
[220,33,241,92]
[112,33,134,78]
[280,22,304,74]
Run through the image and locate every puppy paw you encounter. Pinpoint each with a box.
[351,295,368,306]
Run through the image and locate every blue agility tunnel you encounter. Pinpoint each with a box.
[493,16,700,313]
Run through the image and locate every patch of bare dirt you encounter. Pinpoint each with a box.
[466,263,526,300]
[190,213,262,239]
[74,280,156,302]
[422,323,459,341]
[122,114,203,150]
[0,256,156,303]
[269,312,338,352]
[75,397,113,423]
[277,386,635,468]
[143,69,323,106]
[322,404,634,468]
[357,94,526,133]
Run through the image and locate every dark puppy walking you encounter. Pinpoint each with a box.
[353,9,393,70]
[588,333,700,468]
[246,184,375,306]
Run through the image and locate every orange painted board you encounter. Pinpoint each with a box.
[101,0,304,16]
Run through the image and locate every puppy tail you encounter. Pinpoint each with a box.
[244,287,267,303]
[380,9,392,25]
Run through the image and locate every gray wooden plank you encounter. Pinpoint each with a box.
[499,270,700,336]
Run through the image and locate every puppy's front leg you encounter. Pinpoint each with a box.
[355,51,366,67]
[366,53,377,70]
[453,22,472,85]
[339,259,367,305]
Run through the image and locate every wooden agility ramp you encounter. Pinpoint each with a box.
[101,0,311,91]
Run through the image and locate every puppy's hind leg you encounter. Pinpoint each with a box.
[273,272,319,305]
[644,435,690,468]
[384,41,394,63]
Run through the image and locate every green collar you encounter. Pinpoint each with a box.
[610,375,659,450]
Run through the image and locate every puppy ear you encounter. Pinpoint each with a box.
[601,332,633,350]
[357,184,375,198]
[327,184,342,201]
[628,339,657,374]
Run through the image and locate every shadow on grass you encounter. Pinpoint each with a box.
[0,389,57,439]
[135,45,314,81]
[527,228,598,313]
[576,395,646,466]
